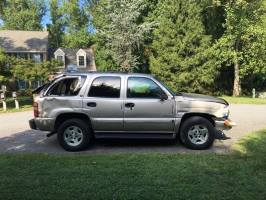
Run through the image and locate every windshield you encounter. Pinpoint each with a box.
[154,76,176,96]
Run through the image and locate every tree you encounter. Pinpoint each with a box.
[47,0,65,49]
[11,58,59,88]
[92,0,155,72]
[0,0,46,31]
[149,0,216,94]
[216,0,266,96]
[0,48,11,83]
[61,0,92,48]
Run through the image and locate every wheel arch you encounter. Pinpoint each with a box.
[54,112,93,132]
[178,112,215,133]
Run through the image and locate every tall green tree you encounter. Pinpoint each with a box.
[61,0,91,48]
[92,0,155,72]
[47,0,65,49]
[0,0,46,31]
[216,0,266,96]
[150,0,216,94]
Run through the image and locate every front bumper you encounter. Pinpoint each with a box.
[215,118,236,131]
[29,118,55,132]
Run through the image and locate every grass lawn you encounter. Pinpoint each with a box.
[0,96,32,113]
[221,96,266,104]
[0,130,266,199]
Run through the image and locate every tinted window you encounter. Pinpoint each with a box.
[47,77,85,96]
[88,76,120,98]
[127,77,165,98]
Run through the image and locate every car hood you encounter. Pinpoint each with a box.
[178,93,229,106]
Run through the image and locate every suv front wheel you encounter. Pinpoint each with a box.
[57,118,92,151]
[180,116,215,150]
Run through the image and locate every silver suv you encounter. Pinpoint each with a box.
[29,72,235,151]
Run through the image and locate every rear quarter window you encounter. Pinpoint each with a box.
[46,76,86,96]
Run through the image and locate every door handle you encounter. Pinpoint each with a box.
[87,102,97,107]
[125,102,135,110]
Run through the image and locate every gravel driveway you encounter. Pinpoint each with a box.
[0,104,266,154]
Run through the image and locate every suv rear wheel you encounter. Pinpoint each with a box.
[180,116,215,150]
[57,118,92,151]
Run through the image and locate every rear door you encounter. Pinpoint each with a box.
[82,75,124,133]
[123,76,175,133]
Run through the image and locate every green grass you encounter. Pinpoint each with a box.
[0,96,32,113]
[1,130,266,200]
[221,96,266,104]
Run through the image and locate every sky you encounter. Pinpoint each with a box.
[42,11,51,28]
[42,0,52,28]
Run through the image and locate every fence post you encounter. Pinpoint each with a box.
[1,93,6,111]
[12,92,19,109]
[252,88,256,98]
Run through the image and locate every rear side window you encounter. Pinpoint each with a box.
[47,77,85,96]
[88,76,121,98]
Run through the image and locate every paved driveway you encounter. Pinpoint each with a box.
[0,104,266,154]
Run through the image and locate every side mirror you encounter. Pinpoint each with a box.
[160,92,168,101]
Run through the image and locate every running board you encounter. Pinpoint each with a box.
[94,132,176,139]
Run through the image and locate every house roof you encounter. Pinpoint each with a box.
[0,30,48,52]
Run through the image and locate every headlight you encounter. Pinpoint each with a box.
[222,106,229,118]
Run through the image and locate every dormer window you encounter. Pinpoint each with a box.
[54,48,65,68]
[78,56,85,67]
[56,55,65,68]
[57,55,64,63]
[76,49,87,68]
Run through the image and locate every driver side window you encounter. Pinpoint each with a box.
[127,77,165,99]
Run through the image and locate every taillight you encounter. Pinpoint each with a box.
[33,102,39,117]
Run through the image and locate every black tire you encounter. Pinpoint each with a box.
[180,116,215,150]
[57,118,92,151]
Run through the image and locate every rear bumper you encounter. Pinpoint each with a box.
[215,118,236,131]
[29,118,55,132]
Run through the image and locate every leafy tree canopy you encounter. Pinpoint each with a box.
[0,0,46,31]
[150,0,217,94]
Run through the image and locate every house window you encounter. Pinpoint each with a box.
[78,56,85,67]
[18,80,27,89]
[56,56,64,62]
[17,53,28,59]
[30,53,43,63]
[56,55,65,67]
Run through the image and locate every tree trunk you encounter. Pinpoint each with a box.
[233,60,241,96]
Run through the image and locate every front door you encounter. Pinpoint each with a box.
[82,76,124,133]
[124,76,175,133]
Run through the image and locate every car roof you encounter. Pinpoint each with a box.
[58,71,154,78]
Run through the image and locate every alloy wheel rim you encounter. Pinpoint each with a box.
[63,126,83,147]
[188,125,209,145]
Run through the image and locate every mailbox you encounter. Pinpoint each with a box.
[0,93,5,100]
[1,85,6,93]
[12,92,17,99]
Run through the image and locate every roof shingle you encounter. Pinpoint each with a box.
[0,30,48,52]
